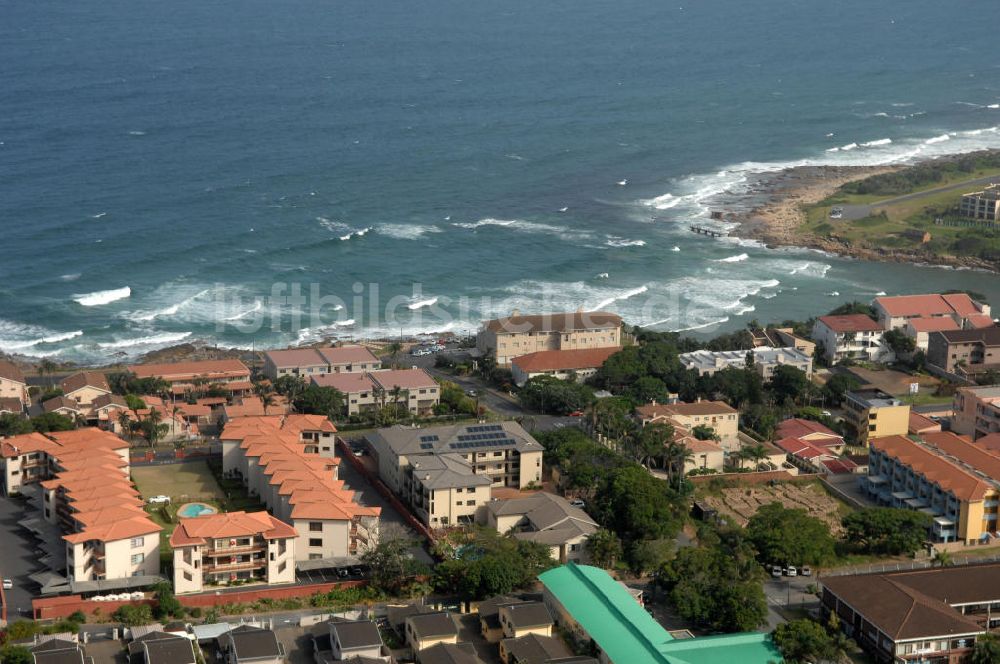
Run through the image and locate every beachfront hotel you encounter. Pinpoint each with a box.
[476,311,622,367]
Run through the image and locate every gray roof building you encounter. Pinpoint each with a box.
[679,346,813,377]
[415,642,485,664]
[487,493,598,556]
[217,625,284,663]
[500,633,572,664]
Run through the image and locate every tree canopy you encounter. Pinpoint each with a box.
[746,503,836,566]
[842,508,933,556]
[772,619,846,664]
[518,375,595,415]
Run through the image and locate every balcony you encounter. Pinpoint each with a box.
[204,558,266,573]
[206,544,264,556]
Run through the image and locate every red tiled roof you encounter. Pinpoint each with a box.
[316,345,380,366]
[1,432,58,458]
[775,418,840,443]
[60,371,111,395]
[875,293,979,318]
[872,434,995,501]
[263,348,327,368]
[0,360,26,384]
[128,359,249,381]
[169,510,297,547]
[908,411,942,434]
[512,347,622,373]
[311,372,373,393]
[967,314,995,329]
[775,436,829,460]
[370,368,436,391]
[636,400,736,419]
[484,311,622,334]
[907,317,960,333]
[817,314,882,333]
[0,397,23,413]
[42,396,83,414]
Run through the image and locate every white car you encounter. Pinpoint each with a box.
[146,495,171,505]
[569,499,586,508]
[785,566,798,577]
[2,579,12,590]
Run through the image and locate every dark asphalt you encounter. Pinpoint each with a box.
[839,173,1000,221]
[0,495,42,621]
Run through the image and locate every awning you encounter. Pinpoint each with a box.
[892,491,914,500]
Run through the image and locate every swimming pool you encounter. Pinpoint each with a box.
[178,503,217,518]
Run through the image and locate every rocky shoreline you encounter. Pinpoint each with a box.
[726,163,999,273]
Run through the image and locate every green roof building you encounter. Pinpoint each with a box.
[538,563,782,664]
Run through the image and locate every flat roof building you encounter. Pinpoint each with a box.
[477,311,622,367]
[679,346,813,378]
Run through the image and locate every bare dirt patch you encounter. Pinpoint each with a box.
[700,481,848,535]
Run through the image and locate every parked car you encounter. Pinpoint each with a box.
[568,410,584,417]
[2,579,12,590]
[337,569,349,579]
[569,499,586,509]
[350,567,363,577]
[147,495,171,505]
[801,565,812,577]
[771,566,782,578]
[465,389,477,397]
[785,566,798,577]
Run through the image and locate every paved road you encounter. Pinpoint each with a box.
[839,173,1000,221]
[0,495,42,621]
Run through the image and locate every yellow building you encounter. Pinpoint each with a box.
[844,389,910,445]
[477,311,622,367]
[864,432,1000,544]
[635,400,739,452]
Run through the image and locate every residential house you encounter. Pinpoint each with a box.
[263,345,381,380]
[127,631,197,664]
[539,564,781,664]
[863,432,1000,544]
[485,493,598,564]
[811,314,890,364]
[908,411,942,435]
[30,637,92,664]
[170,511,298,594]
[822,565,1000,662]
[127,359,252,398]
[40,395,83,419]
[511,347,621,387]
[873,293,993,331]
[927,326,1000,378]
[904,317,961,353]
[311,368,439,416]
[477,312,622,367]
[750,326,816,357]
[774,436,855,476]
[952,385,1000,439]
[500,634,572,664]
[499,603,554,640]
[678,346,813,378]
[217,625,284,664]
[0,359,28,406]
[59,372,112,410]
[405,612,459,652]
[328,620,389,662]
[774,418,845,454]
[368,422,544,527]
[843,390,910,445]
[220,415,380,561]
[416,643,485,664]
[479,596,531,643]
[959,183,1000,222]
[0,396,24,415]
[634,400,739,452]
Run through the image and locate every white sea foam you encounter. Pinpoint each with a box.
[73,286,131,306]
[128,130,146,136]
[339,226,372,241]
[670,317,731,333]
[1,329,84,350]
[839,142,859,151]
[91,212,107,219]
[333,319,355,326]
[408,297,439,311]
[223,300,264,321]
[990,104,1000,109]
[452,218,592,242]
[451,218,518,229]
[642,193,682,210]
[59,273,81,282]
[97,331,192,349]
[861,138,892,147]
[590,285,649,312]
[125,289,211,322]
[596,273,610,279]
[925,133,951,144]
[375,224,442,240]
[716,253,749,263]
[605,237,646,248]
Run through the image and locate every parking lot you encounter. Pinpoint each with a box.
[0,495,43,621]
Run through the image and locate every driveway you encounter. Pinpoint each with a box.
[0,495,42,621]
[840,174,1000,220]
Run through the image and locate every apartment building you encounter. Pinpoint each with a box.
[220,415,380,561]
[128,359,252,397]
[7,428,165,589]
[59,372,112,410]
[822,565,1000,663]
[477,311,622,367]
[952,385,1000,439]
[170,510,297,594]
[311,368,439,416]
[0,359,28,406]
[263,345,381,380]
[634,400,739,451]
[485,493,598,564]
[927,326,1000,377]
[811,314,891,364]
[843,390,910,445]
[678,346,813,378]
[959,183,1000,222]
[369,422,544,528]
[864,432,1000,544]
[750,326,817,357]
[873,292,993,331]
[510,347,621,387]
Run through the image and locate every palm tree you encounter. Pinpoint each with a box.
[117,410,134,443]
[386,342,402,368]
[145,407,164,447]
[39,359,57,390]
[741,443,769,471]
[932,549,953,567]
[261,392,275,415]
[663,440,694,490]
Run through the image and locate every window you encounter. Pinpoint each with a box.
[309,522,323,532]
[278,561,287,573]
[183,571,192,581]
[130,537,144,548]
[309,553,322,560]
[466,500,476,506]
[131,553,145,565]
[309,538,323,547]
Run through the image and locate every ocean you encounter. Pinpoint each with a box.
[3,0,1000,364]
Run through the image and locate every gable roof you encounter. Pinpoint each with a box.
[219,625,282,661]
[169,510,297,547]
[128,359,249,381]
[406,612,458,639]
[500,602,553,629]
[870,434,996,501]
[416,642,484,664]
[907,317,961,333]
[264,348,327,368]
[316,345,380,366]
[330,620,383,650]
[816,314,882,333]
[934,326,1000,346]
[0,359,26,384]
[635,400,736,419]
[42,395,83,414]
[60,371,111,395]
[501,633,571,663]
[774,418,841,443]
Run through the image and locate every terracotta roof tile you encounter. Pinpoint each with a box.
[60,371,111,395]
[128,359,249,381]
[871,435,995,501]
[0,360,26,384]
[169,510,297,547]
[817,314,882,333]
[484,311,622,334]
[875,293,980,318]
[512,347,622,373]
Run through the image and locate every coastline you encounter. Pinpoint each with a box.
[727,163,999,273]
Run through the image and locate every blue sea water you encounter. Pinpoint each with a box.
[3,0,1000,363]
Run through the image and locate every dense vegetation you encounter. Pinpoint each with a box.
[746,503,837,566]
[431,529,555,600]
[772,618,849,664]
[842,508,933,556]
[841,151,1000,196]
